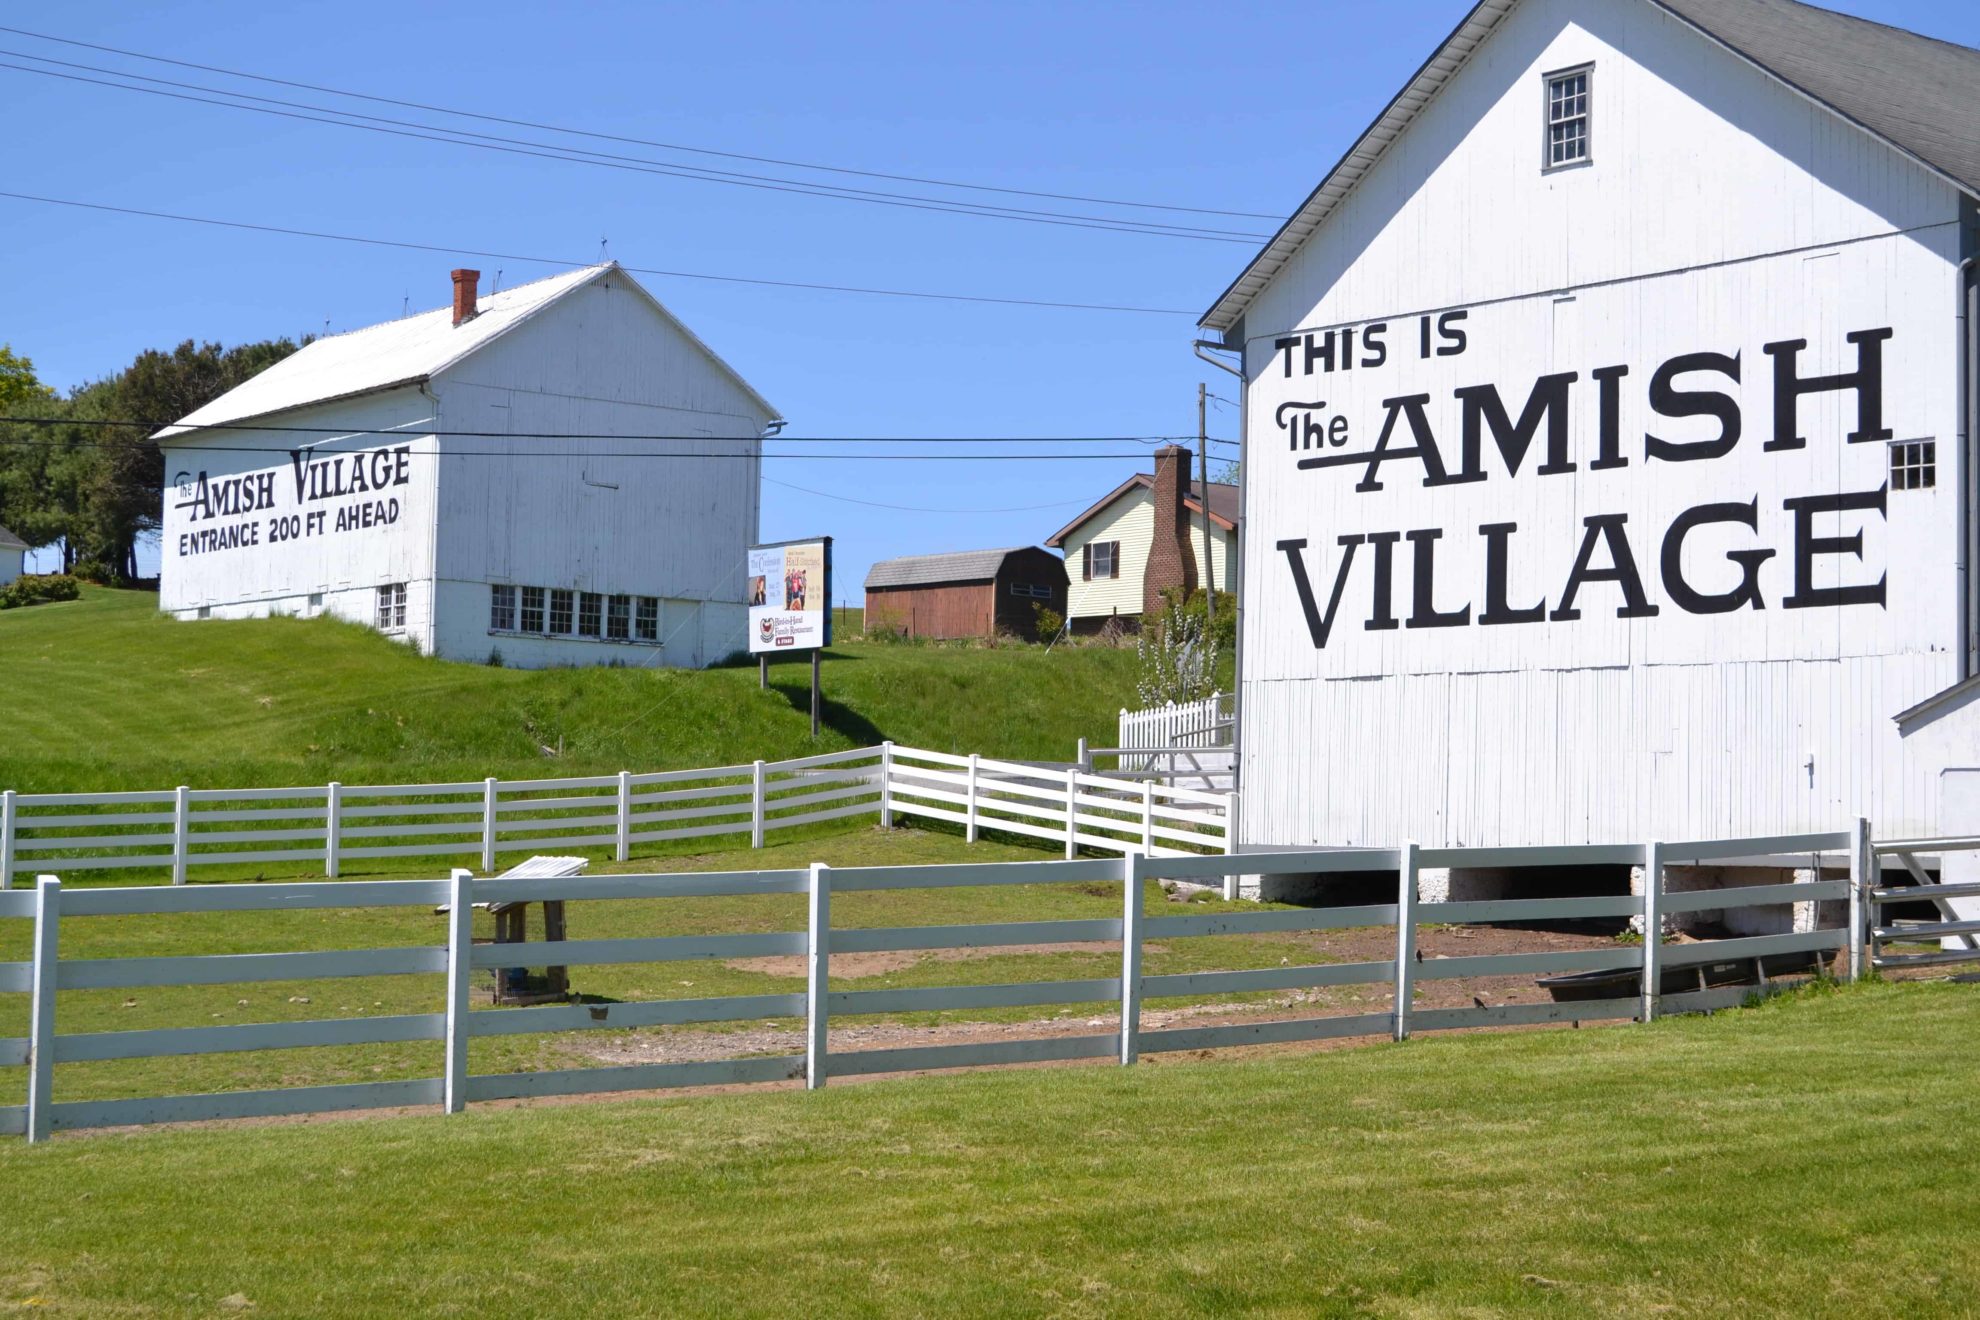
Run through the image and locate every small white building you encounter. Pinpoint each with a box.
[1200,0,1980,856]
[0,524,25,587]
[1044,447,1236,631]
[158,264,779,667]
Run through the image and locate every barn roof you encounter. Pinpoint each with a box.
[865,547,1054,590]
[1043,476,1238,549]
[1199,0,1980,334]
[155,263,779,439]
[0,522,27,551]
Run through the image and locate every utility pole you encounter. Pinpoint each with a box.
[1198,382,1215,625]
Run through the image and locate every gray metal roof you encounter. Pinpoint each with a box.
[0,523,26,551]
[864,547,1046,590]
[1200,0,1980,333]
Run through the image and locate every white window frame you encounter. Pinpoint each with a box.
[635,596,660,642]
[1891,438,1937,491]
[376,582,407,632]
[1085,540,1119,581]
[1543,64,1593,172]
[607,594,631,641]
[490,584,517,633]
[578,591,603,638]
[520,586,545,634]
[548,589,574,635]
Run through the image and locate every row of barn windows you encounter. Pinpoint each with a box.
[488,584,662,643]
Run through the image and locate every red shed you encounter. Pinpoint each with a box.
[863,547,1068,640]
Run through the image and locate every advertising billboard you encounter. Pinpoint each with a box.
[748,537,832,654]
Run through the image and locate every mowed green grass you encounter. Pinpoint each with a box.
[0,981,1972,1316]
[0,588,1140,793]
[0,829,1335,1108]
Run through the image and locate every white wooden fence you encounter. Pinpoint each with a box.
[1,825,1871,1140]
[0,745,1235,887]
[1099,692,1235,791]
[1116,692,1233,751]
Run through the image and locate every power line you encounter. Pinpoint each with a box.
[0,58,1265,243]
[0,438,1179,462]
[0,24,1285,223]
[0,416,1205,443]
[762,475,1093,514]
[0,191,1196,316]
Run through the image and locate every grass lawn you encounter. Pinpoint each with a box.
[0,980,1971,1316]
[0,587,1148,793]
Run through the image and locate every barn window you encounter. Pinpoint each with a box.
[1545,66,1592,169]
[549,589,574,634]
[520,586,545,633]
[579,592,603,637]
[635,597,659,641]
[607,594,631,640]
[1010,582,1053,599]
[1891,439,1936,490]
[490,584,517,631]
[376,582,407,631]
[1083,541,1119,581]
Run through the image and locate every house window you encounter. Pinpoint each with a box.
[1010,582,1053,600]
[579,592,603,637]
[549,589,574,635]
[1083,541,1119,581]
[490,584,517,632]
[1892,439,1936,490]
[635,596,659,642]
[520,586,545,633]
[607,594,631,640]
[376,582,407,631]
[1545,66,1591,169]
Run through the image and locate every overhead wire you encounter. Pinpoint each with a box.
[0,24,1285,222]
[761,475,1094,514]
[0,190,1195,316]
[0,57,1266,243]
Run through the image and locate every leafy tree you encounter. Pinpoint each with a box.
[0,345,55,408]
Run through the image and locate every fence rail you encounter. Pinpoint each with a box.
[1,825,1869,1140]
[1,745,1238,888]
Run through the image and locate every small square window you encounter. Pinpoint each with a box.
[635,597,659,642]
[579,592,603,638]
[1891,439,1936,491]
[1545,66,1591,169]
[549,589,574,635]
[490,584,517,632]
[1084,541,1119,581]
[607,594,631,640]
[376,582,407,631]
[520,586,545,633]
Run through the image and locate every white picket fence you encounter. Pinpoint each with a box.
[1099,692,1236,792]
[0,745,1235,887]
[0,824,1875,1140]
[1116,691,1233,751]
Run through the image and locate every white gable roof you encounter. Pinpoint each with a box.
[156,263,778,438]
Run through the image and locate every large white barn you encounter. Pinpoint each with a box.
[158,263,778,668]
[1201,0,1980,856]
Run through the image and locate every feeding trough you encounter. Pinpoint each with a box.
[1538,948,1830,1003]
[436,855,589,1006]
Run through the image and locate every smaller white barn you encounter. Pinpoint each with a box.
[0,524,25,587]
[158,264,780,668]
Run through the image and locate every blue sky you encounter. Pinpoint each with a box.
[5,0,1973,588]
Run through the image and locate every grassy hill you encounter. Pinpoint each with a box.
[0,588,1145,793]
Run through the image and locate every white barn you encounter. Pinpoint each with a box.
[1201,0,1980,860]
[158,264,779,668]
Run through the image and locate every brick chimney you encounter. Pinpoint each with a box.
[1142,445,1199,616]
[451,269,480,326]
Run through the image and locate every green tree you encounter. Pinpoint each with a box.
[0,344,55,409]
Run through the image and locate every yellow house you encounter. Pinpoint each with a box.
[1044,446,1236,632]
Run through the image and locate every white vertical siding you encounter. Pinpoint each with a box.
[1233,0,1970,848]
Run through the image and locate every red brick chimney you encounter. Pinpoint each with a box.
[451,269,480,326]
[1142,445,1199,616]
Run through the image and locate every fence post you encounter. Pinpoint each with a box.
[481,778,499,872]
[879,742,894,829]
[1,789,14,891]
[806,861,831,1090]
[1078,736,1090,774]
[751,761,766,849]
[1120,850,1146,1065]
[1393,842,1418,1042]
[1140,781,1155,854]
[965,754,981,844]
[1221,791,1240,901]
[1849,816,1871,983]
[1063,768,1079,860]
[616,771,632,863]
[444,868,474,1114]
[322,782,340,880]
[26,875,59,1144]
[1641,840,1665,1022]
[172,785,191,886]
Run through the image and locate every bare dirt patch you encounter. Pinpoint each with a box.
[726,941,1170,979]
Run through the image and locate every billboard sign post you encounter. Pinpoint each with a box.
[748,537,833,737]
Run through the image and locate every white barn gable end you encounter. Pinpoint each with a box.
[1205,0,1980,856]
[158,264,779,668]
